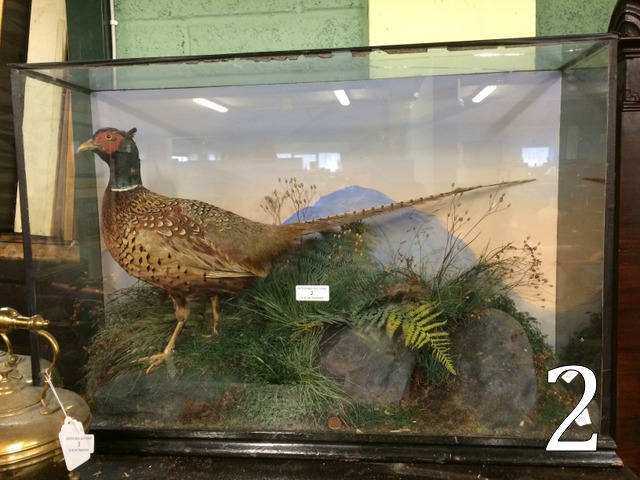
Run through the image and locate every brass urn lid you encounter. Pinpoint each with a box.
[0,308,91,477]
[0,351,42,413]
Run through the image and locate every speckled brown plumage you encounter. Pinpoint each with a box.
[78,127,533,372]
[101,187,279,297]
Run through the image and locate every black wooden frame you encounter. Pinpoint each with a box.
[9,34,627,469]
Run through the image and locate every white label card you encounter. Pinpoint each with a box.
[575,408,592,427]
[561,370,579,383]
[59,417,94,471]
[296,285,330,301]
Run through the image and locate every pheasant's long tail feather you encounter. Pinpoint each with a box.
[289,178,535,236]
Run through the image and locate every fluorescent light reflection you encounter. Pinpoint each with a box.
[472,85,497,103]
[192,97,228,113]
[475,52,524,58]
[333,89,350,106]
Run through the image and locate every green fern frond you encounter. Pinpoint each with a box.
[358,300,455,375]
[386,311,402,337]
[426,332,456,375]
[403,303,445,349]
[431,344,456,375]
[401,301,456,375]
[357,304,390,330]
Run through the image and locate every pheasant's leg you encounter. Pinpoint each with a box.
[211,296,219,334]
[138,296,189,373]
[162,318,186,357]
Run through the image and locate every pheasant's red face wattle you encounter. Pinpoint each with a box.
[93,129,127,155]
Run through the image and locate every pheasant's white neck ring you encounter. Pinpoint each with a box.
[110,184,141,192]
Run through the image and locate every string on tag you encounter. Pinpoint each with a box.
[42,370,69,417]
[42,369,95,471]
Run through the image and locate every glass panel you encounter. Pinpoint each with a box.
[17,38,610,91]
[11,36,615,451]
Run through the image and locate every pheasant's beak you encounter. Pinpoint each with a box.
[76,138,96,153]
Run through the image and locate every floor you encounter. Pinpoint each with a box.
[73,455,639,480]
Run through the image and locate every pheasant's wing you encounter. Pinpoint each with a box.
[130,198,293,278]
[134,228,255,276]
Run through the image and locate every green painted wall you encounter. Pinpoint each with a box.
[536,0,618,36]
[108,0,620,59]
[113,0,368,58]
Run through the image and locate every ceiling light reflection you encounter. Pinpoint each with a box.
[472,85,497,103]
[333,89,350,106]
[192,97,228,113]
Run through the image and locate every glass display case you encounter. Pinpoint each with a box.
[7,34,620,466]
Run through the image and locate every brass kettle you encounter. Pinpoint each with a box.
[0,307,91,479]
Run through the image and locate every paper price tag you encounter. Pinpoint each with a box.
[58,417,94,471]
[296,285,330,301]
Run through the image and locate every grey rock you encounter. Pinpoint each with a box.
[320,326,417,405]
[452,308,537,428]
[91,370,234,427]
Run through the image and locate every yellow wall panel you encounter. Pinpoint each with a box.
[369,0,536,45]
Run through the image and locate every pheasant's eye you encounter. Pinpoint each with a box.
[104,134,113,140]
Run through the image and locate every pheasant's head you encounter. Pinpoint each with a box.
[77,127,137,161]
[77,127,142,190]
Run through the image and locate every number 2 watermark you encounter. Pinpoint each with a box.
[546,365,598,452]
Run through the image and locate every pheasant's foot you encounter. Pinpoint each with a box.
[136,351,172,374]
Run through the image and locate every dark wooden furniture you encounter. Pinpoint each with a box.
[610,0,640,474]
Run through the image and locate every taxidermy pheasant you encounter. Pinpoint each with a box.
[78,127,532,372]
